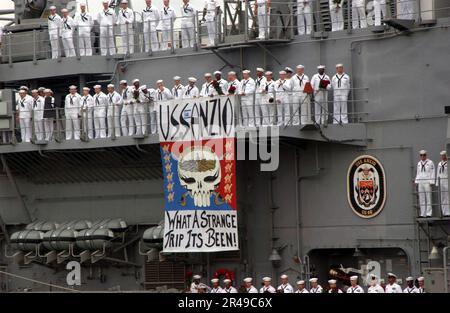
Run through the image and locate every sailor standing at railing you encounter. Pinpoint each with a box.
[311,65,331,125]
[183,77,200,99]
[172,76,185,100]
[31,89,45,142]
[160,0,177,51]
[297,0,314,35]
[200,73,214,97]
[142,0,160,53]
[291,65,310,126]
[351,0,367,29]
[254,68,266,127]
[373,0,387,26]
[98,0,117,56]
[107,84,123,138]
[213,71,228,95]
[93,85,108,139]
[120,80,135,136]
[81,87,95,140]
[64,86,82,140]
[74,2,94,57]
[329,0,344,31]
[131,79,152,135]
[48,6,62,59]
[436,151,449,217]
[260,71,275,126]
[156,80,174,102]
[180,0,197,48]
[240,70,256,127]
[61,9,76,57]
[275,70,292,126]
[255,0,271,40]
[415,150,436,217]
[117,0,135,54]
[202,0,221,46]
[331,64,350,124]
[43,89,56,142]
[16,89,33,143]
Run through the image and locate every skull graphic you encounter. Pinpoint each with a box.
[178,146,221,207]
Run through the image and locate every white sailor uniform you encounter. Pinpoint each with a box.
[61,16,76,57]
[415,159,436,217]
[311,73,331,124]
[48,13,62,59]
[240,77,256,127]
[142,5,160,52]
[331,72,350,124]
[437,160,449,216]
[120,86,135,136]
[291,73,311,125]
[81,94,95,139]
[160,6,176,51]
[97,8,116,56]
[93,92,108,139]
[116,8,135,54]
[65,93,82,140]
[74,11,94,56]
[17,95,33,143]
[107,91,122,137]
[181,3,196,48]
[32,96,45,141]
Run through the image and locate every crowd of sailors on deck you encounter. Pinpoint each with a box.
[42,0,419,59]
[187,273,427,293]
[15,64,351,142]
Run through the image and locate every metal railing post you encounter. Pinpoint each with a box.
[289,4,294,39]
[347,0,352,34]
[8,33,12,67]
[125,23,130,56]
[417,0,422,24]
[193,14,198,51]
[32,30,37,64]
[112,99,116,140]
[196,12,202,48]
[170,17,175,54]
[106,25,111,58]
[244,0,249,41]
[147,20,153,56]
[55,106,61,142]
[57,27,62,62]
[76,26,81,59]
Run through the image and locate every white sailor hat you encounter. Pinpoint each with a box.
[204,73,212,77]
[193,275,201,280]
[228,71,236,76]
[82,87,90,91]
[262,277,272,282]
[69,85,77,89]
[284,66,293,73]
[317,65,326,69]
[156,79,164,84]
[440,151,447,156]
[173,76,181,81]
[296,64,305,69]
[44,89,52,93]
[132,79,140,84]
[79,1,87,6]
[93,85,102,89]
[296,280,305,285]
[61,8,68,13]
[188,77,197,83]
[242,70,251,74]
[336,63,344,68]
[223,279,232,283]
[120,80,127,85]
[350,276,358,281]
[265,71,272,75]
[256,67,264,72]
[280,274,288,279]
[419,150,427,155]
[406,276,414,282]
[243,277,252,283]
[121,0,129,4]
[279,70,286,75]
[38,87,45,91]
[387,273,397,278]
[102,0,109,3]
[417,277,424,282]
[19,86,29,91]
[328,279,337,284]
[309,278,318,283]
[49,6,56,10]
[214,70,222,75]
[31,89,38,93]
[211,278,219,283]
[107,84,114,88]
[198,283,207,289]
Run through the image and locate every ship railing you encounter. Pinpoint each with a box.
[413,177,450,219]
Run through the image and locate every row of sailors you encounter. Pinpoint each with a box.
[190,273,426,293]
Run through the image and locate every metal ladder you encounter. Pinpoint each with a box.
[417,220,432,272]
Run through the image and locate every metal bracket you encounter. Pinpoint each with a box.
[209,49,241,70]
[254,42,282,66]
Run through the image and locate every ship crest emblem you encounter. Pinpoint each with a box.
[347,155,386,218]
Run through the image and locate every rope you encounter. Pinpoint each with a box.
[0,270,82,293]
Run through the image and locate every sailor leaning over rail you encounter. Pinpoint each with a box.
[107,84,123,138]
[172,76,185,100]
[142,0,160,53]
[240,70,256,127]
[311,65,331,125]
[47,6,62,59]
[81,87,95,140]
[98,0,117,56]
[160,0,177,51]
[202,0,221,46]
[297,0,313,35]
[61,9,76,58]
[93,85,108,139]
[181,0,197,48]
[415,150,435,217]
[254,67,267,127]
[183,77,200,99]
[331,63,351,124]
[260,71,275,126]
[74,2,94,57]
[255,0,271,40]
[16,89,33,143]
[291,64,310,126]
[117,0,135,54]
[437,150,449,217]
[31,89,45,142]
[120,80,135,136]
[43,89,56,142]
[65,86,82,140]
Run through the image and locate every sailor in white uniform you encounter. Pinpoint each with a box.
[81,87,95,139]
[61,9,76,57]
[155,80,174,102]
[214,71,228,95]
[398,0,416,20]
[142,0,160,53]
[160,0,176,51]
[93,85,108,139]
[295,280,309,293]
[403,276,419,293]
[209,278,223,293]
[347,275,364,293]
[16,89,33,143]
[172,76,185,100]
[331,64,351,124]
[190,275,202,293]
[240,70,256,127]
[116,0,135,54]
[65,86,82,140]
[374,0,387,26]
[291,64,311,125]
[260,277,276,293]
[352,0,367,29]
[97,0,116,56]
[254,68,266,126]
[255,0,271,40]
[415,150,436,217]
[181,0,197,48]
[74,2,93,56]
[107,84,123,138]
[297,0,313,35]
[328,279,343,293]
[260,71,275,126]
[309,277,323,293]
[417,277,425,293]
[437,151,449,216]
[221,279,238,293]
[367,274,384,293]
[31,89,45,141]
[183,77,200,99]
[202,0,220,46]
[311,65,331,125]
[275,70,292,126]
[120,80,135,136]
[385,273,402,293]
[43,89,56,141]
[227,71,241,96]
[329,0,344,31]
[277,274,294,293]
[243,277,258,293]
[200,73,214,97]
[47,6,62,59]
[131,79,153,135]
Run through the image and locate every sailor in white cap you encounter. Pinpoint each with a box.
[200,73,214,97]
[297,0,313,35]
[403,276,419,293]
[275,70,292,126]
[31,89,45,141]
[437,151,449,216]
[80,87,95,140]
[221,278,238,293]
[417,277,425,293]
[309,277,323,293]
[240,70,256,127]
[311,65,331,125]
[295,280,309,293]
[119,80,134,136]
[329,0,344,31]
[74,2,93,56]
[190,274,202,293]
[328,279,343,293]
[331,63,350,124]
[202,0,221,46]
[291,64,311,126]
[97,0,116,56]
[131,79,153,135]
[43,89,56,141]
[214,71,228,95]
[106,84,123,138]
[260,71,275,126]
[373,0,387,26]
[254,0,271,40]
[415,150,435,217]
[385,273,402,293]
[171,76,185,100]
[117,0,135,54]
[159,0,176,51]
[352,0,367,29]
[210,278,223,293]
[183,77,199,99]
[277,274,294,293]
[367,274,384,293]
[60,8,76,58]
[142,0,160,53]
[19,86,29,92]
[260,277,276,293]
[156,80,173,102]
[227,71,241,95]
[347,275,364,293]
[47,5,62,59]
[93,85,108,139]
[254,68,266,126]
[16,89,33,143]
[180,0,197,48]
[243,277,258,293]
[65,86,82,140]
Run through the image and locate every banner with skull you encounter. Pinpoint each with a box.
[158,96,238,252]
